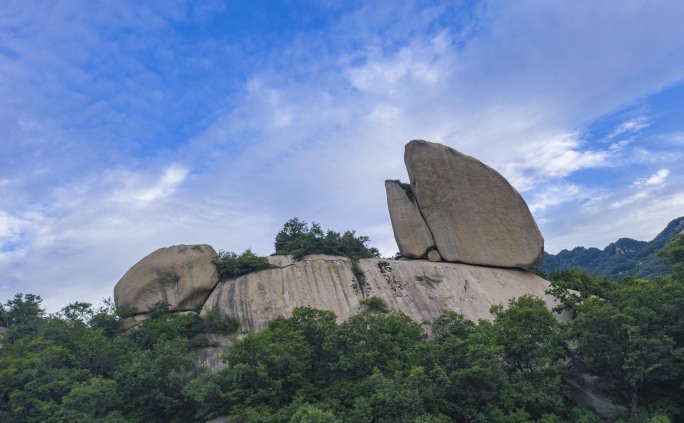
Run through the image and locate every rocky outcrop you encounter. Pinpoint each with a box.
[359,258,564,323]
[404,140,543,267]
[114,244,220,316]
[201,255,363,332]
[385,180,435,258]
[200,255,566,332]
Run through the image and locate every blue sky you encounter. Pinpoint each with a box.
[2,0,684,311]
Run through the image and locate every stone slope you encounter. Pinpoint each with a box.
[201,255,363,332]
[201,255,566,332]
[359,258,564,324]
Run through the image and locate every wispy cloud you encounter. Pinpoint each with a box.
[631,168,670,187]
[608,117,650,139]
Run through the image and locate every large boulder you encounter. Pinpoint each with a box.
[405,140,543,267]
[201,255,565,332]
[385,180,435,258]
[114,244,220,316]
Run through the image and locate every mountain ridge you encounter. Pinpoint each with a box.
[539,216,684,279]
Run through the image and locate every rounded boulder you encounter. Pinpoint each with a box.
[114,244,219,316]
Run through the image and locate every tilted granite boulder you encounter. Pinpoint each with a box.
[385,180,435,258]
[405,140,543,267]
[114,244,220,316]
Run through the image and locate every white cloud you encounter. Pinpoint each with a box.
[125,165,189,205]
[528,183,584,214]
[631,168,670,187]
[609,139,632,150]
[501,134,612,192]
[608,117,650,139]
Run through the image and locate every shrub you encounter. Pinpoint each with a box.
[215,248,273,280]
[203,305,240,335]
[274,218,380,260]
[360,297,389,313]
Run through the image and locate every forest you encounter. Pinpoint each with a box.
[1,227,683,422]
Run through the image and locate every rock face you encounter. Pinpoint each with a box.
[201,255,565,332]
[114,244,220,316]
[359,258,564,324]
[201,255,363,332]
[385,180,435,258]
[404,140,543,267]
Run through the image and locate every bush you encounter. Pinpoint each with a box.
[215,248,273,280]
[203,305,240,335]
[274,218,380,260]
[360,297,389,313]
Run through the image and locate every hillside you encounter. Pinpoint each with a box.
[540,216,684,279]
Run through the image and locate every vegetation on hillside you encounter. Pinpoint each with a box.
[214,248,273,280]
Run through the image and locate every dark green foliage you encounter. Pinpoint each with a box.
[0,293,45,342]
[540,216,684,279]
[203,305,240,335]
[359,296,389,313]
[274,217,380,260]
[570,276,684,418]
[546,268,610,317]
[215,248,273,280]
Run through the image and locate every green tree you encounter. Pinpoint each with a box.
[290,404,341,423]
[546,269,610,317]
[490,296,570,419]
[0,293,45,341]
[215,248,273,280]
[274,218,379,260]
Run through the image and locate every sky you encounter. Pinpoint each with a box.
[2,0,684,312]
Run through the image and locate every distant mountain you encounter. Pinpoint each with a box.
[539,216,684,279]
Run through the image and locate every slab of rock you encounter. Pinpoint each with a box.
[114,244,219,316]
[405,140,543,267]
[385,180,435,258]
[358,258,566,324]
[201,255,363,332]
[201,255,566,332]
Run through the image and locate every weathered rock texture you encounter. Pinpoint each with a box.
[201,255,565,332]
[359,258,563,324]
[114,244,219,316]
[405,139,543,267]
[385,180,435,258]
[201,255,363,332]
